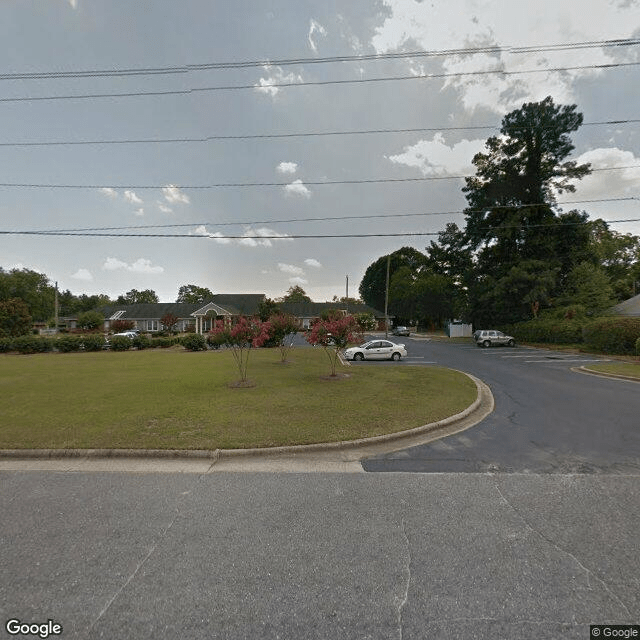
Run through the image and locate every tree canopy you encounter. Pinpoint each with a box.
[281,285,311,303]
[115,289,159,305]
[176,284,214,304]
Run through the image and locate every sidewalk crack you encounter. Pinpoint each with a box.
[87,473,205,632]
[492,476,631,619]
[396,518,411,640]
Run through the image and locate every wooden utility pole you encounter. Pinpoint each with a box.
[384,255,390,338]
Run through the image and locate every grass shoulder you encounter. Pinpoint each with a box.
[0,347,477,450]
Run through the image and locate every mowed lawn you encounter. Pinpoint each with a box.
[0,347,477,450]
[584,362,640,379]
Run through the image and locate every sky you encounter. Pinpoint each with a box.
[1,0,640,303]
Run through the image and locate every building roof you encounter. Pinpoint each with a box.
[100,294,266,320]
[609,293,640,317]
[278,301,386,318]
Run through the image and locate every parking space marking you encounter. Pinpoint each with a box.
[523,358,611,364]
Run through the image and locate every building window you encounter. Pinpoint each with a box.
[147,320,159,331]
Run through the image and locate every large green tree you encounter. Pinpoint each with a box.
[359,247,428,311]
[0,268,55,321]
[462,97,593,323]
[176,284,214,304]
[281,285,311,303]
[115,289,159,305]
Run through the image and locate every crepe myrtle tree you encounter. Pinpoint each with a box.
[266,313,299,362]
[305,315,360,377]
[209,316,270,384]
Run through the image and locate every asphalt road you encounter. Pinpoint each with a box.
[1,472,637,640]
[361,337,640,474]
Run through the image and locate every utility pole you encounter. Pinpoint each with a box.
[54,281,59,334]
[384,255,390,338]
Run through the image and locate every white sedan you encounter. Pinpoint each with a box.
[344,339,407,361]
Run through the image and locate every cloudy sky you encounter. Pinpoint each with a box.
[1,0,639,302]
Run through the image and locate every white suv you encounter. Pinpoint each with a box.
[474,330,516,348]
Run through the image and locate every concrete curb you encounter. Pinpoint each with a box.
[572,365,640,383]
[0,371,493,463]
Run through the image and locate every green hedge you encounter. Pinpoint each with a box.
[504,318,586,344]
[56,335,84,352]
[81,334,107,351]
[181,333,207,351]
[582,317,640,355]
[0,337,14,353]
[13,335,54,354]
[109,335,132,351]
[636,336,640,355]
[132,334,152,350]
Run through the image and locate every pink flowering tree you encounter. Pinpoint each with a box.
[267,313,299,362]
[209,316,271,384]
[305,315,361,377]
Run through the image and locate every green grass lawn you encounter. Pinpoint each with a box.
[0,347,477,450]
[583,362,640,379]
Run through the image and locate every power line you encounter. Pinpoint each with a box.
[1,119,638,148]
[26,198,640,234]
[1,218,639,239]
[2,61,639,103]
[2,38,638,81]
[0,165,637,190]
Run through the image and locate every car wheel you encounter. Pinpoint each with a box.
[483,340,491,348]
[391,352,401,361]
[354,352,364,361]
[507,339,515,347]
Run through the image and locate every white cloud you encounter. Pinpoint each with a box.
[277,161,298,174]
[278,263,305,276]
[560,147,640,200]
[99,187,118,199]
[71,268,92,281]
[162,185,190,204]
[289,276,308,286]
[134,208,144,217]
[284,179,312,198]
[193,225,232,244]
[102,257,164,274]
[371,0,640,114]
[68,0,77,8]
[124,190,143,205]
[157,202,173,214]
[387,133,486,175]
[193,225,291,247]
[304,258,322,268]
[254,65,304,98]
[308,19,327,53]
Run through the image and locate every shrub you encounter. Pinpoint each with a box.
[636,336,640,356]
[181,333,207,351]
[152,336,174,348]
[81,334,107,352]
[77,311,104,331]
[0,337,15,353]
[110,319,135,333]
[13,335,53,354]
[507,318,585,344]
[132,334,152,350]
[56,335,84,353]
[582,317,640,355]
[109,335,132,351]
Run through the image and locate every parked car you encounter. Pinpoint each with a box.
[392,326,410,336]
[343,339,407,361]
[112,330,139,339]
[474,330,516,348]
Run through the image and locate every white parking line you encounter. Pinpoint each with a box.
[524,358,610,363]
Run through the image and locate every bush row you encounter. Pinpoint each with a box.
[0,334,187,354]
[505,316,640,355]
